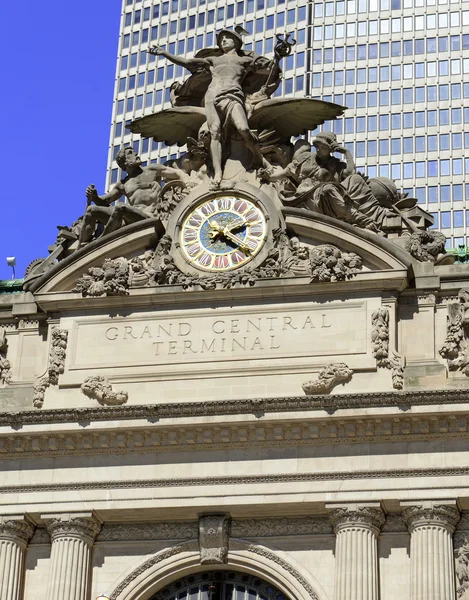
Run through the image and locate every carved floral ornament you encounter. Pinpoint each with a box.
[0,517,35,546]
[73,234,364,297]
[371,307,404,390]
[402,504,460,533]
[329,507,385,535]
[43,515,101,544]
[33,326,68,409]
[440,289,469,376]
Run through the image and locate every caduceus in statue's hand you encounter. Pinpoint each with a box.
[148,31,270,187]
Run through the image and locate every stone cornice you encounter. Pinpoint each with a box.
[402,504,460,533]
[0,517,35,546]
[1,389,469,427]
[2,411,469,459]
[3,465,469,496]
[329,507,385,535]
[43,514,101,544]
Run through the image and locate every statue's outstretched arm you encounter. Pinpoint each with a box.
[148,46,211,71]
[148,163,189,183]
[85,183,124,207]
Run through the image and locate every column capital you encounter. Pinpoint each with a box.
[328,505,385,535]
[42,512,101,545]
[402,503,460,533]
[0,515,35,547]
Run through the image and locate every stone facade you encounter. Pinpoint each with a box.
[3,25,469,600]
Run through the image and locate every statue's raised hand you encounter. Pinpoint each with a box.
[331,143,347,154]
[85,184,99,206]
[148,45,165,56]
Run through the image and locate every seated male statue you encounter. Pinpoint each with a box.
[78,147,205,247]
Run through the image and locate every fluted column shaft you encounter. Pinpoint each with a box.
[403,504,460,600]
[44,514,101,600]
[0,516,34,600]
[330,507,385,600]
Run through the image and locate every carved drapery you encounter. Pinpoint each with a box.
[403,503,460,600]
[0,516,34,600]
[329,506,385,600]
[43,513,101,600]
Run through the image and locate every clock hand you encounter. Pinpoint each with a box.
[222,228,252,255]
[226,217,247,233]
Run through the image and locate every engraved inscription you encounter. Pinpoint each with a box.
[68,302,368,371]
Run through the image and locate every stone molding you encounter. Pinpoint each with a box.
[97,522,198,542]
[329,507,385,535]
[109,539,320,600]
[199,515,230,564]
[110,541,198,600]
[43,514,101,545]
[2,389,469,427]
[402,504,460,533]
[231,516,332,537]
[3,412,469,459]
[4,465,469,496]
[0,516,35,547]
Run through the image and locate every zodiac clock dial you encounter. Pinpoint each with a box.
[180,196,267,272]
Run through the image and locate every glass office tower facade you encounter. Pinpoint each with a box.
[108,0,469,248]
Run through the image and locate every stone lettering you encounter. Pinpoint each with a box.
[201,339,216,353]
[178,322,191,336]
[153,341,164,355]
[251,337,264,351]
[232,337,247,351]
[105,327,118,341]
[140,326,153,339]
[213,320,225,334]
[124,326,137,340]
[247,319,262,332]
[183,340,197,354]
[157,324,172,337]
[283,316,297,330]
[230,319,240,334]
[168,341,178,355]
[302,316,315,329]
[322,313,332,328]
[270,336,280,349]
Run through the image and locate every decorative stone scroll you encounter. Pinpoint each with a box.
[371,307,404,390]
[440,289,469,376]
[198,515,230,564]
[81,375,128,406]
[302,363,353,395]
[33,327,68,409]
[0,328,12,385]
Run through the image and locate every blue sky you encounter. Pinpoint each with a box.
[0,1,120,279]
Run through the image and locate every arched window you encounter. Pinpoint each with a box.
[150,571,291,600]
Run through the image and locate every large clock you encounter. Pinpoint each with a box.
[179,196,268,272]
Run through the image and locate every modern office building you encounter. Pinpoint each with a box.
[107,0,469,247]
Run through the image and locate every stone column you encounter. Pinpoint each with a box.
[43,513,101,600]
[0,516,34,600]
[329,505,385,600]
[402,503,460,600]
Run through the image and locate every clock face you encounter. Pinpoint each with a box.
[180,196,267,271]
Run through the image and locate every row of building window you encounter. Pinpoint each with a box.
[124,4,305,31]
[125,0,291,14]
[122,10,306,50]
[321,109,469,136]
[342,134,469,159]
[322,84,469,108]
[313,58,469,88]
[312,11,469,41]
[313,0,469,17]
[353,158,468,180]
[312,35,469,65]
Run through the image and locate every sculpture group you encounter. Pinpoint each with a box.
[25,27,453,283]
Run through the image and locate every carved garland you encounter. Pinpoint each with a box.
[302,363,353,395]
[371,308,404,390]
[33,327,68,409]
[81,375,128,406]
[440,289,469,376]
[0,328,12,385]
[73,233,364,297]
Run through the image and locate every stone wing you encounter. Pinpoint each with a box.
[126,106,207,146]
[249,98,346,141]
